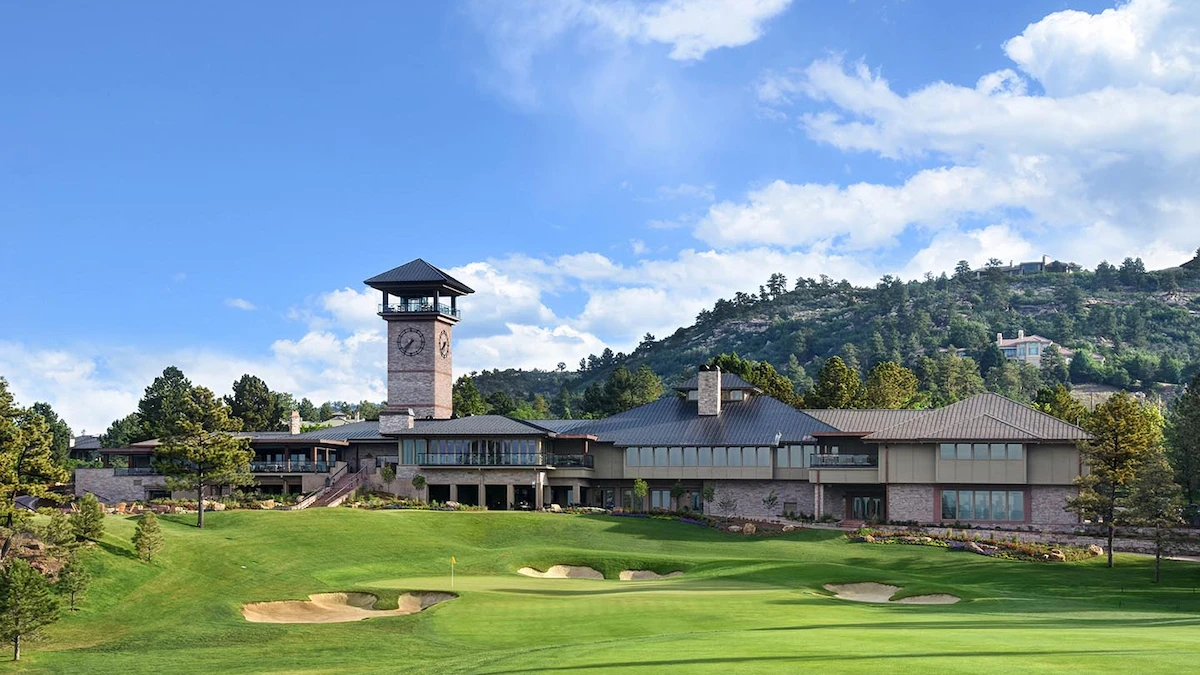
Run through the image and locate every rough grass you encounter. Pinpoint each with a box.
[16,510,1200,674]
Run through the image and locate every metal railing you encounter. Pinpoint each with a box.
[250,461,330,473]
[809,454,878,468]
[415,452,593,468]
[379,302,461,319]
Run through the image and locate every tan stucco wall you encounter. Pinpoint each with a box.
[1027,444,1081,485]
[591,444,625,479]
[882,444,935,483]
[935,459,1026,484]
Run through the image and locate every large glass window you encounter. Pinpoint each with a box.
[728,448,741,467]
[699,447,712,466]
[1007,444,1023,460]
[402,439,416,464]
[956,443,972,460]
[625,447,638,466]
[790,446,805,467]
[654,447,668,467]
[941,490,1027,521]
[757,447,770,467]
[684,447,697,466]
[713,447,726,466]
[640,447,653,466]
[940,443,955,460]
[651,490,671,509]
[669,447,683,467]
[990,443,1006,460]
[973,444,989,460]
[776,447,790,468]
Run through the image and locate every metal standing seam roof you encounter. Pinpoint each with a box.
[673,372,762,392]
[72,435,102,450]
[803,409,928,434]
[562,396,836,446]
[363,259,475,295]
[861,393,1091,442]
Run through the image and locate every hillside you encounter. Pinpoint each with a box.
[471,252,1200,411]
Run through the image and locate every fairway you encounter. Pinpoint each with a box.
[21,510,1200,674]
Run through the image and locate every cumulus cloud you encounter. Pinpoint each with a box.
[225,298,256,311]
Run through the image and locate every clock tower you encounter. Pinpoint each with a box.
[365,259,474,430]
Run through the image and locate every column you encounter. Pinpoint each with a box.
[506,484,515,510]
[573,482,582,506]
[449,484,458,502]
[477,483,485,508]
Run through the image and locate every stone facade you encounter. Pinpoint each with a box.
[697,369,721,416]
[887,484,935,523]
[75,469,170,504]
[1030,485,1079,525]
[386,315,455,419]
[709,480,814,519]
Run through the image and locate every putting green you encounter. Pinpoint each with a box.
[25,510,1200,674]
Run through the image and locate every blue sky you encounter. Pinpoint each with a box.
[3,0,1198,433]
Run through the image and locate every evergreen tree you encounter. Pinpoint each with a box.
[132,512,165,563]
[0,558,60,661]
[1156,354,1183,384]
[1039,345,1069,385]
[861,362,919,409]
[808,357,862,409]
[1125,447,1184,583]
[100,413,145,448]
[1165,374,1200,514]
[1033,385,1088,426]
[1069,350,1101,384]
[1068,393,1163,567]
[55,552,90,611]
[224,374,279,432]
[152,387,254,529]
[1,380,70,520]
[707,354,799,407]
[137,367,195,440]
[42,512,74,549]
[69,494,105,542]
[27,403,72,468]
[296,398,317,422]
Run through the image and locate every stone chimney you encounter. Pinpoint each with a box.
[697,366,721,417]
[378,405,416,434]
[289,410,301,435]
[997,332,1003,344]
[1018,329,1025,339]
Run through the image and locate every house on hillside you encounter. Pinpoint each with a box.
[973,256,1081,278]
[996,330,1074,368]
[74,259,1092,528]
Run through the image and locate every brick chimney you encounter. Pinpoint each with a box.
[289,410,301,435]
[378,406,416,434]
[697,366,721,416]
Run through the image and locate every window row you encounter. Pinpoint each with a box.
[624,446,772,467]
[775,444,824,468]
[940,489,1025,522]
[939,443,1023,461]
[685,389,746,402]
[401,438,543,464]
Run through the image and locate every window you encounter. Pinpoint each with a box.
[713,447,726,466]
[729,390,744,401]
[973,443,989,460]
[1007,444,1023,460]
[776,447,790,468]
[940,443,955,460]
[402,439,417,464]
[941,490,1026,521]
[790,445,806,467]
[651,490,671,509]
[942,443,1024,461]
[757,447,771,467]
[990,444,1006,460]
[728,447,741,467]
[956,443,971,460]
[687,390,699,401]
[625,447,639,466]
[640,447,653,466]
[683,447,697,466]
[1029,343,1040,356]
[654,447,668,467]
[699,447,712,466]
[669,447,683,466]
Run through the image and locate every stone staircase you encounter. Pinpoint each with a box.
[314,466,371,508]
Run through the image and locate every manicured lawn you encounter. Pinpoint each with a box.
[17,510,1200,674]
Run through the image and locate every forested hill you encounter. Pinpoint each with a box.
[470,251,1200,414]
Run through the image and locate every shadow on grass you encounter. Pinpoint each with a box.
[95,539,138,561]
[472,649,1151,674]
[747,616,1200,632]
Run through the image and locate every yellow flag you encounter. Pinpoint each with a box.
[451,556,457,565]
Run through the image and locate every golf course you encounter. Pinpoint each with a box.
[20,509,1200,673]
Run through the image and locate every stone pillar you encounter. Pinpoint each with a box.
[506,484,515,509]
[477,483,485,508]
[449,484,458,502]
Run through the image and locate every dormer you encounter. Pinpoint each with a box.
[674,368,762,415]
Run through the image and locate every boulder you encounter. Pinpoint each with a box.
[742,523,757,535]
[259,499,276,510]
[115,502,127,514]
[728,525,742,533]
[210,502,227,511]
[1087,544,1104,557]
[173,506,187,514]
[445,501,460,509]
[781,524,796,533]
[964,541,985,554]
[550,504,563,513]
[1049,549,1066,562]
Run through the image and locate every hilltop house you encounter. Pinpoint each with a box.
[996,330,1074,368]
[76,259,1092,527]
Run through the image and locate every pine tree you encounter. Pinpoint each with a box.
[0,558,60,661]
[132,512,165,563]
[861,362,919,409]
[451,376,490,417]
[56,552,90,611]
[69,494,105,542]
[1126,448,1184,583]
[808,357,862,409]
[1033,385,1088,426]
[1,380,71,519]
[42,512,75,549]
[1068,393,1163,567]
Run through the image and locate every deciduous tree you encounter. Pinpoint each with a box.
[1068,393,1163,567]
[861,362,919,409]
[152,387,254,529]
[452,377,490,417]
[632,478,648,511]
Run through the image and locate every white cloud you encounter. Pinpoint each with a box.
[630,238,648,255]
[225,298,257,311]
[899,225,1037,279]
[1003,0,1200,96]
[633,0,793,61]
[650,182,716,201]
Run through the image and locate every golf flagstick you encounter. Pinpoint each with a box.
[451,556,456,587]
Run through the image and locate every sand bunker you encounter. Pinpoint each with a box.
[619,570,683,581]
[823,583,959,605]
[242,591,456,624]
[518,565,605,579]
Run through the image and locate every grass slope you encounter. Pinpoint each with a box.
[17,510,1200,674]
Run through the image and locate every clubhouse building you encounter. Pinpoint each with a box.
[78,259,1090,526]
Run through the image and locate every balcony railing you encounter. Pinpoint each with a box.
[251,461,330,473]
[809,454,878,468]
[379,302,461,319]
[113,467,159,476]
[416,452,593,469]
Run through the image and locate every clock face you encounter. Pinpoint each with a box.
[397,327,425,357]
[438,330,451,359]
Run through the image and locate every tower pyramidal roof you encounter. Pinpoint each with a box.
[364,259,474,295]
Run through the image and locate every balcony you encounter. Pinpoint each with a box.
[416,452,592,469]
[251,461,331,473]
[113,467,159,477]
[379,302,461,319]
[809,454,878,468]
